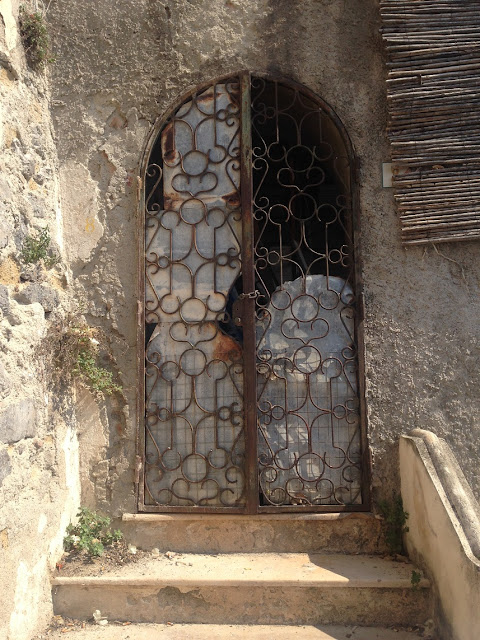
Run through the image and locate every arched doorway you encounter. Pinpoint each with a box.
[139,73,368,513]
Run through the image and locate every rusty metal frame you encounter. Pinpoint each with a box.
[239,72,259,515]
[138,73,248,513]
[250,73,370,513]
[136,71,371,514]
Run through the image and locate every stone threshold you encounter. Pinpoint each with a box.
[122,511,378,522]
[120,511,387,554]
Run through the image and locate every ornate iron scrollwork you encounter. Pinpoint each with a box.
[142,74,363,511]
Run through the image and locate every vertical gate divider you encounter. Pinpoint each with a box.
[240,71,258,514]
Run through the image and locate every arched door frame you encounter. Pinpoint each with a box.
[136,70,370,513]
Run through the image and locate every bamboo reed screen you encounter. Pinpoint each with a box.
[380,0,480,245]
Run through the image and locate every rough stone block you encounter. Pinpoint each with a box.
[21,153,36,181]
[0,449,11,487]
[15,283,59,312]
[0,52,18,80]
[10,138,23,154]
[0,363,11,400]
[34,167,52,186]
[28,193,47,218]
[0,284,9,314]
[0,175,11,202]
[0,218,9,250]
[0,398,37,443]
[19,263,43,283]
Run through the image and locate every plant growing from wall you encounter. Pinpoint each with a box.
[41,316,122,396]
[64,507,123,557]
[21,227,59,268]
[19,5,54,70]
[378,494,409,555]
[74,342,122,396]
[59,321,122,396]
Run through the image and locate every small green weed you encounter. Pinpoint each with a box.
[19,6,54,70]
[378,494,409,555]
[60,322,122,396]
[42,317,122,396]
[74,347,122,396]
[64,507,123,557]
[21,227,59,268]
[411,569,422,590]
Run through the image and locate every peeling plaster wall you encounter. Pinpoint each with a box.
[45,0,480,511]
[0,2,80,638]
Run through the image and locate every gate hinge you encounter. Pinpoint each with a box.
[358,290,365,324]
[134,455,143,486]
[136,176,143,203]
[353,156,361,183]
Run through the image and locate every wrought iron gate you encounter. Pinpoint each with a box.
[139,73,368,513]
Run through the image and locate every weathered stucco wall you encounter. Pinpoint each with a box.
[0,2,80,638]
[1,1,479,636]
[45,0,480,512]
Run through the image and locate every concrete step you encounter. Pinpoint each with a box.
[52,553,431,627]
[120,512,388,554]
[38,622,427,639]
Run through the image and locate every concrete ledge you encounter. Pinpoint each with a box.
[123,512,375,521]
[408,429,480,559]
[400,430,480,640]
[52,553,430,626]
[52,575,427,588]
[53,552,429,589]
[120,512,387,554]
[52,583,431,626]
[30,623,433,640]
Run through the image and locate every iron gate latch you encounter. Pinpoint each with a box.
[233,290,259,326]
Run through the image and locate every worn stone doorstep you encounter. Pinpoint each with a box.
[37,623,425,640]
[52,553,429,589]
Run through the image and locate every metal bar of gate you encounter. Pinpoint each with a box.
[239,71,258,514]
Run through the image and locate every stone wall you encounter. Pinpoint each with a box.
[0,2,80,638]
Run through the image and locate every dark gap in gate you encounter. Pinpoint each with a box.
[251,77,352,302]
